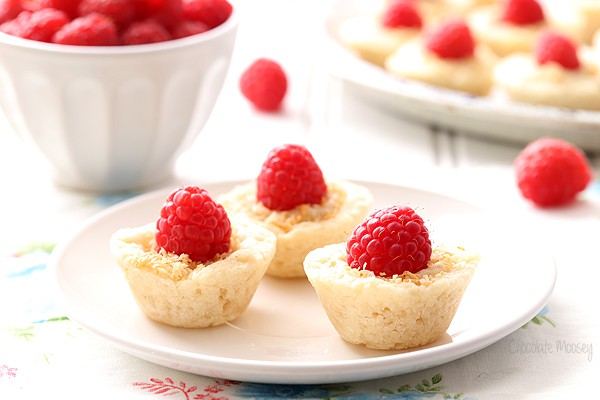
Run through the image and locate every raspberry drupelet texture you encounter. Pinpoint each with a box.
[535,31,580,70]
[52,12,119,45]
[515,138,592,207]
[256,144,327,211]
[121,19,171,44]
[425,19,475,59]
[155,185,232,263]
[381,0,422,29]
[500,0,545,26]
[182,0,233,29]
[346,205,432,276]
[239,58,288,112]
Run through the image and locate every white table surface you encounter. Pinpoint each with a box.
[1,1,599,398]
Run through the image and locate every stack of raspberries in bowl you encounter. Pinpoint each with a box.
[0,0,233,45]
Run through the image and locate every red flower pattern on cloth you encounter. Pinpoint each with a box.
[133,377,238,399]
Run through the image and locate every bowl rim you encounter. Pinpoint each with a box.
[0,7,238,55]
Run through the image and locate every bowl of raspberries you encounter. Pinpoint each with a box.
[0,0,237,192]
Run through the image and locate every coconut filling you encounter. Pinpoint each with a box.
[110,218,276,328]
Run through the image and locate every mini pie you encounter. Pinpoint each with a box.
[338,15,421,67]
[494,51,600,110]
[110,218,276,328]
[385,37,497,96]
[217,180,373,278]
[468,4,548,57]
[304,243,479,350]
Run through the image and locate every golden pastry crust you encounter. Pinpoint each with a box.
[110,218,276,328]
[494,53,600,110]
[385,38,497,96]
[304,243,479,350]
[338,15,420,67]
[217,180,373,278]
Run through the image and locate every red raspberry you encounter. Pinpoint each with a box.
[239,58,287,112]
[535,31,580,70]
[52,12,119,45]
[425,19,475,59]
[171,19,210,39]
[0,10,30,36]
[256,144,327,211]
[19,8,70,42]
[78,0,137,30]
[500,0,545,26]
[346,206,432,276]
[121,19,171,44]
[182,0,232,29]
[155,185,232,263]
[37,0,81,18]
[146,0,183,29]
[514,138,592,207]
[381,0,422,29]
[0,0,22,24]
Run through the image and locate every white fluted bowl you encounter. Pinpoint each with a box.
[0,11,238,193]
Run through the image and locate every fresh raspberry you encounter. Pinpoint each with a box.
[514,138,592,207]
[256,144,327,211]
[52,12,119,45]
[182,0,232,29]
[0,0,22,24]
[146,0,183,29]
[37,0,81,18]
[346,206,432,276]
[425,19,475,59]
[78,0,137,30]
[121,19,171,44]
[171,19,210,39]
[0,10,30,36]
[534,31,580,70]
[381,0,422,29]
[500,0,545,26]
[239,58,287,112]
[155,185,232,263]
[19,8,69,42]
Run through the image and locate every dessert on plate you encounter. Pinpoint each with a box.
[338,0,424,67]
[494,30,600,110]
[385,18,497,95]
[304,205,479,350]
[468,0,550,57]
[110,185,276,328]
[217,144,373,279]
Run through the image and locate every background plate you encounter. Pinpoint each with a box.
[51,180,556,384]
[322,0,600,151]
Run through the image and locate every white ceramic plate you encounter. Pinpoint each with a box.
[51,180,556,384]
[322,0,600,151]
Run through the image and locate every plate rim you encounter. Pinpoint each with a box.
[50,179,557,384]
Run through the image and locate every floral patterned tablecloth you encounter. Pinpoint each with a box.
[1,147,598,399]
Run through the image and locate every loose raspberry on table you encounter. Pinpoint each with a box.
[514,137,592,207]
[121,19,171,45]
[381,0,422,29]
[500,0,545,26]
[155,185,232,263]
[256,144,327,211]
[346,205,432,276]
[182,0,232,29]
[239,58,288,112]
[78,0,136,30]
[535,31,580,70]
[52,12,119,45]
[425,19,475,59]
